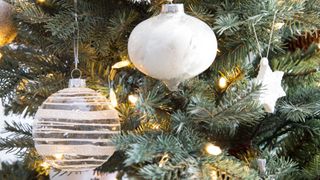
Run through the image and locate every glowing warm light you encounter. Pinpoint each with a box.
[218,77,228,89]
[17,79,28,90]
[54,153,63,160]
[0,32,16,46]
[274,22,285,30]
[112,60,131,69]
[46,73,54,78]
[211,170,218,180]
[40,161,50,169]
[153,124,160,130]
[109,88,118,108]
[205,143,222,155]
[128,94,138,105]
[0,53,3,59]
[37,0,46,3]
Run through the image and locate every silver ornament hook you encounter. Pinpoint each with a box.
[71,0,82,78]
[71,68,82,79]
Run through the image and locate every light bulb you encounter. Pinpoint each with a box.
[128,94,138,105]
[109,88,118,108]
[274,22,285,30]
[46,73,54,78]
[205,143,222,155]
[151,123,160,130]
[54,153,63,160]
[40,161,50,169]
[218,77,228,89]
[37,0,46,3]
[112,60,130,69]
[210,170,218,180]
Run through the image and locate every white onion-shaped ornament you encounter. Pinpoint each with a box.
[128,4,217,91]
[33,79,120,172]
[0,0,16,46]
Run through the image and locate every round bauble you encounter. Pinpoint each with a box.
[33,79,120,172]
[128,4,217,91]
[0,0,17,46]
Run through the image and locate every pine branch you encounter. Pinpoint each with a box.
[15,1,49,24]
[0,136,34,154]
[301,153,320,179]
[188,80,264,136]
[3,121,32,137]
[262,153,299,179]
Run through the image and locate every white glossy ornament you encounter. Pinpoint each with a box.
[256,58,286,113]
[0,0,16,46]
[33,79,120,172]
[128,4,217,91]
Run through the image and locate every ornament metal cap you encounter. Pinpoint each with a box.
[161,4,184,14]
[68,78,86,88]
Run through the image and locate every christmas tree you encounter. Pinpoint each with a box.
[0,0,320,179]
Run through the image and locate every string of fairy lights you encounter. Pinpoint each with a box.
[109,58,222,148]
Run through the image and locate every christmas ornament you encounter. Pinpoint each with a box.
[256,58,286,113]
[251,12,285,113]
[33,79,120,171]
[33,0,120,171]
[128,3,217,91]
[0,0,16,46]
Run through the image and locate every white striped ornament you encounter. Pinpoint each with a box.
[33,79,120,172]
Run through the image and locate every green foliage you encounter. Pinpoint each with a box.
[188,80,264,136]
[0,0,320,179]
[0,161,48,180]
[0,121,33,155]
[301,153,320,179]
[264,153,299,179]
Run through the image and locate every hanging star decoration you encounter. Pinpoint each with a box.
[256,57,286,113]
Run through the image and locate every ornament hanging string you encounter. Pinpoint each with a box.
[71,0,81,79]
[252,10,278,59]
[252,23,262,59]
[266,10,278,58]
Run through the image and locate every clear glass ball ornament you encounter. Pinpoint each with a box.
[33,79,120,172]
[128,3,217,91]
